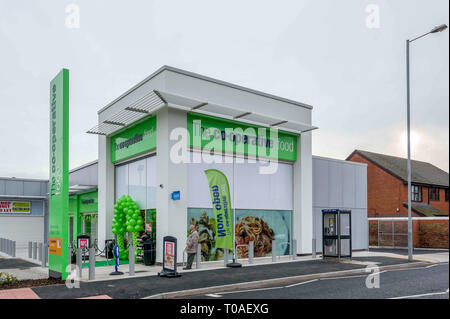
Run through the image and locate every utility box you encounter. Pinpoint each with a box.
[322,209,352,259]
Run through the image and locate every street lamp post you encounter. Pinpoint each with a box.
[406,24,447,262]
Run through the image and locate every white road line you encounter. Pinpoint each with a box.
[389,289,449,299]
[205,294,222,298]
[217,286,284,295]
[285,279,318,288]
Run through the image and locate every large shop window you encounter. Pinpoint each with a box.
[115,155,157,210]
[187,152,293,261]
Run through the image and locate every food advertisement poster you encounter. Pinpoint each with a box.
[188,208,292,261]
[164,241,175,270]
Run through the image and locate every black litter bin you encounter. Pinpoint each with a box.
[105,239,115,259]
[143,238,155,266]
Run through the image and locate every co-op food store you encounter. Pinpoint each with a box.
[81,66,367,264]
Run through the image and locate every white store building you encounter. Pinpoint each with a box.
[87,66,366,263]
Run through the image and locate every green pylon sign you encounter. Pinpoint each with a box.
[48,69,70,280]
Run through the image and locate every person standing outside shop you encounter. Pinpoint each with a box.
[184,224,198,270]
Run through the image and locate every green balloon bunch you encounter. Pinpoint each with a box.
[112,195,144,260]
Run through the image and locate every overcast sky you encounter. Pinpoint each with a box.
[0,0,448,179]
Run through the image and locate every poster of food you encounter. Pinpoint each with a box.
[187,208,292,261]
[235,210,292,258]
[164,241,175,270]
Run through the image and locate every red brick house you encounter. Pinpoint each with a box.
[346,150,449,217]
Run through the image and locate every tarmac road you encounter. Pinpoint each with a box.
[193,262,449,299]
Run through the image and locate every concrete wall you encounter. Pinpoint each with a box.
[312,156,368,252]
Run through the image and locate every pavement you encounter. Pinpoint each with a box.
[0,248,447,299]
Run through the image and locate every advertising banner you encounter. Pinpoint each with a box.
[204,169,234,250]
[187,113,298,161]
[0,201,31,214]
[187,208,292,261]
[48,68,70,280]
[110,116,156,163]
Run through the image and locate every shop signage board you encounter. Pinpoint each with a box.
[48,68,70,280]
[110,116,156,163]
[187,112,299,162]
[79,190,98,213]
[204,169,234,250]
[0,201,31,214]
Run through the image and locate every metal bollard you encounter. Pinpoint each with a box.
[224,249,229,267]
[311,239,316,259]
[292,239,297,260]
[68,245,72,267]
[249,241,254,264]
[28,242,32,258]
[129,244,135,276]
[272,240,277,262]
[38,243,43,262]
[41,243,46,267]
[196,244,201,269]
[77,247,82,279]
[89,247,95,280]
[33,242,38,259]
[12,241,16,258]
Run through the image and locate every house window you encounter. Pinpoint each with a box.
[429,187,440,201]
[411,185,422,202]
[445,189,449,202]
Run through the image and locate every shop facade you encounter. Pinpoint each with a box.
[90,66,317,263]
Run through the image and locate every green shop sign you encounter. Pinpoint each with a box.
[110,116,156,163]
[79,190,98,213]
[187,113,298,161]
[48,69,70,280]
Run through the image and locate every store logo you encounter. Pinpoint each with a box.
[115,133,143,150]
[50,84,62,198]
[170,123,282,175]
[81,199,95,205]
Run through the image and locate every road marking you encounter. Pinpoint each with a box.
[218,286,284,295]
[205,294,222,298]
[285,279,318,288]
[389,289,449,299]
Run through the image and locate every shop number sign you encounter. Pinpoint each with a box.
[164,241,175,271]
[0,201,31,214]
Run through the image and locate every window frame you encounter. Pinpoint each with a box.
[411,185,422,202]
[429,187,440,201]
[445,188,449,202]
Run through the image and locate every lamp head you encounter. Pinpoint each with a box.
[430,24,448,33]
